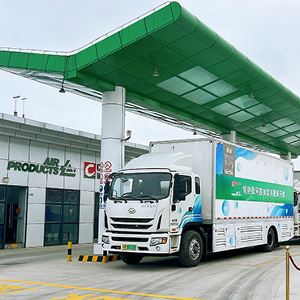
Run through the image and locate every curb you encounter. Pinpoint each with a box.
[78,255,120,263]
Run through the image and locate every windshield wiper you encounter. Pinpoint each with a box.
[112,194,159,202]
[139,195,159,202]
[120,193,140,200]
[113,199,127,203]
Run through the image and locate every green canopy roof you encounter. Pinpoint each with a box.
[1,1,300,156]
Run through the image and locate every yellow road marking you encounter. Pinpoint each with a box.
[0,283,35,294]
[0,279,203,300]
[53,293,131,300]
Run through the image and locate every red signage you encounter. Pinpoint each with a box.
[83,161,112,183]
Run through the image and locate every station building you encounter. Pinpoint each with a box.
[0,113,148,249]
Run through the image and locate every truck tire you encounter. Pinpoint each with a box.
[120,253,143,265]
[263,227,276,252]
[178,230,203,267]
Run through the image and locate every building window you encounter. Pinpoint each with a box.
[44,189,79,246]
[0,186,5,249]
[195,177,201,194]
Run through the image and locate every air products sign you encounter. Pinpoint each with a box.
[7,157,76,177]
[7,158,112,180]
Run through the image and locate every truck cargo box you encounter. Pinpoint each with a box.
[150,138,294,224]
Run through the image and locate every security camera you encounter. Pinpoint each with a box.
[122,130,132,142]
[126,130,132,138]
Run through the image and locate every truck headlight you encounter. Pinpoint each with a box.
[102,235,109,244]
[150,237,168,246]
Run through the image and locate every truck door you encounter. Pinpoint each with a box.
[171,175,194,230]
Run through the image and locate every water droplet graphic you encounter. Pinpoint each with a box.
[222,200,230,216]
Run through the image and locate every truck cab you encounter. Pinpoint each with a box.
[102,152,204,266]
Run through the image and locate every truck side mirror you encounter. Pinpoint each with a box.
[103,172,116,202]
[173,174,187,203]
[104,181,110,202]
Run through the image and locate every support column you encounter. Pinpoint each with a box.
[94,86,125,255]
[222,130,236,143]
[281,152,292,162]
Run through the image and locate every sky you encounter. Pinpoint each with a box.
[0,0,300,168]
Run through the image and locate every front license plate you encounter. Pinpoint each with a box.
[121,244,137,251]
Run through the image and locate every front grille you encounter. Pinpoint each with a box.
[112,236,148,242]
[111,224,152,230]
[111,217,153,223]
[138,247,149,251]
[109,231,152,235]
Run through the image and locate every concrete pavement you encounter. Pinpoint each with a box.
[1,242,300,299]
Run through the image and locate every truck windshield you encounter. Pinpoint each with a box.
[109,172,172,200]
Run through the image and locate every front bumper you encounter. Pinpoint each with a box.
[102,232,179,255]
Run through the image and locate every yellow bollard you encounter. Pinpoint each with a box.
[286,245,290,300]
[67,241,73,262]
[102,255,108,263]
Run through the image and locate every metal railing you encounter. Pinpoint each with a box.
[285,245,300,300]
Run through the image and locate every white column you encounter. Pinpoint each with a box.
[222,130,236,143]
[94,86,125,255]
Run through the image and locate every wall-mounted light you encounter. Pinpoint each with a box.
[2,176,9,184]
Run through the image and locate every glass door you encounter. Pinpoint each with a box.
[0,185,26,247]
[5,186,26,245]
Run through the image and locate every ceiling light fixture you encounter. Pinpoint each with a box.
[249,91,255,99]
[59,86,65,93]
[152,65,160,77]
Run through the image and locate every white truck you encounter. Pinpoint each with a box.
[102,138,297,267]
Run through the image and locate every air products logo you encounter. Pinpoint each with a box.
[7,157,76,177]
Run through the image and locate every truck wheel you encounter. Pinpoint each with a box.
[120,253,143,265]
[178,230,203,267]
[263,227,276,252]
